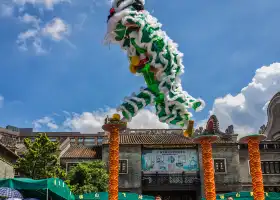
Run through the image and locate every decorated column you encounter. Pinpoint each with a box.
[239,134,266,200]
[194,135,218,200]
[102,114,127,200]
[193,115,220,200]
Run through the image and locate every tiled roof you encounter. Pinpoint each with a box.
[0,143,19,158]
[61,144,97,158]
[59,137,68,144]
[19,130,105,137]
[0,127,19,136]
[0,132,18,149]
[103,133,193,145]
[103,133,237,145]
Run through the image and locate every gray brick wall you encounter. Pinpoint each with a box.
[102,145,142,193]
[0,158,14,178]
[199,144,242,197]
[212,145,240,182]
[239,148,280,190]
[100,142,280,196]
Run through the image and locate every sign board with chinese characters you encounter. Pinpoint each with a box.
[141,149,199,172]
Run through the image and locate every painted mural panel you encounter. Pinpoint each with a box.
[141,149,199,172]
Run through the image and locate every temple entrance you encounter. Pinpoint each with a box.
[143,191,197,200]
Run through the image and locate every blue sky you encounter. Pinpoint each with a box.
[0,0,280,134]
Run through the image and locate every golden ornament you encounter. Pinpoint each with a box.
[130,56,140,66]
[129,64,137,74]
[112,113,120,120]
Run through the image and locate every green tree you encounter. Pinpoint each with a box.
[66,160,109,194]
[15,133,65,179]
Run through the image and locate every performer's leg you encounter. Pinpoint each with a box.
[156,101,191,127]
[159,79,205,112]
[118,87,155,122]
[157,46,205,113]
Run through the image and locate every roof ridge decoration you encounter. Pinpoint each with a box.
[193,115,235,139]
[194,115,220,136]
[62,144,97,158]
[101,130,240,144]
[122,128,183,135]
[206,115,219,134]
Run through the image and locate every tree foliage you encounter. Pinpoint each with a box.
[15,133,65,179]
[66,160,109,194]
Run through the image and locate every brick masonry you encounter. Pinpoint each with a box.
[0,158,15,178]
[239,148,280,188]
[102,145,142,194]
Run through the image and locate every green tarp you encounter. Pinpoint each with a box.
[0,178,74,200]
[201,191,280,200]
[75,192,154,200]
[0,178,154,200]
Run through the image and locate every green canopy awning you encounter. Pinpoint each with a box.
[201,191,280,200]
[75,192,154,200]
[0,178,75,200]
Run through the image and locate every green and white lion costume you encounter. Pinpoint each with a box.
[105,0,205,128]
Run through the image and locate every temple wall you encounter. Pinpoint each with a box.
[102,145,142,193]
[239,149,280,186]
[0,158,14,178]
[213,144,241,192]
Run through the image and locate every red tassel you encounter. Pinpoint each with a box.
[110,8,115,14]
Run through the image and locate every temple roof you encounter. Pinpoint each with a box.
[102,133,236,145]
[0,142,19,159]
[61,144,97,159]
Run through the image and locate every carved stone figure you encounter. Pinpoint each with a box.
[194,127,204,136]
[104,116,109,124]
[259,125,266,135]
[204,115,219,135]
[225,125,234,134]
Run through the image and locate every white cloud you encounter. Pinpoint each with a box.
[13,0,70,10]
[0,0,72,54]
[16,28,46,54]
[16,14,43,53]
[33,116,59,130]
[19,29,38,39]
[30,63,280,134]
[63,108,168,133]
[19,13,40,27]
[128,109,169,129]
[17,16,70,54]
[0,95,4,108]
[42,18,70,41]
[195,119,207,129]
[1,4,14,17]
[34,108,168,133]
[199,63,280,137]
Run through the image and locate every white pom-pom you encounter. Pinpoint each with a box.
[194,98,206,112]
